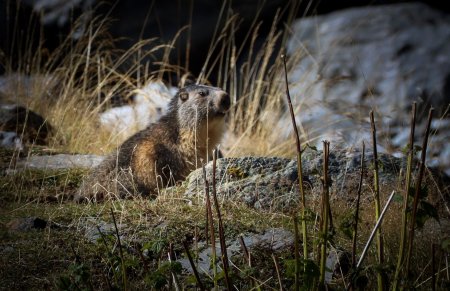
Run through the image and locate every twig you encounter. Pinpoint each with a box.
[356,190,396,269]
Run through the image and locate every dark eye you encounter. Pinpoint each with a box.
[198,90,208,97]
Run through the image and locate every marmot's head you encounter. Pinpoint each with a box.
[172,84,231,130]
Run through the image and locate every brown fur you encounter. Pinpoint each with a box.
[76,84,230,201]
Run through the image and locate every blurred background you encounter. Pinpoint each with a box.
[1,0,449,81]
[0,0,449,175]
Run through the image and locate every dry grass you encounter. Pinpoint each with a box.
[0,1,310,162]
[1,1,449,290]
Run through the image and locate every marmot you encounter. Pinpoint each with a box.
[77,84,230,201]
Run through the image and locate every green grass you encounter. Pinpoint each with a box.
[1,1,449,290]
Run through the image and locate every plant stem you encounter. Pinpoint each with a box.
[319,141,331,288]
[393,102,416,290]
[293,215,300,291]
[211,149,232,290]
[350,141,365,290]
[202,164,217,288]
[281,54,308,273]
[405,108,434,278]
[370,111,385,290]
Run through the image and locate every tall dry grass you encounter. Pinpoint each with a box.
[1,0,305,158]
[2,10,168,154]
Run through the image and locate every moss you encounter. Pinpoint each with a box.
[227,167,247,179]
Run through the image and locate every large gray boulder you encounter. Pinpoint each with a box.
[284,3,450,174]
[184,152,449,215]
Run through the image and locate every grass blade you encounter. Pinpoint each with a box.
[272,254,284,291]
[168,243,181,291]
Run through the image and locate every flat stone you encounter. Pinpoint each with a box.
[14,154,104,170]
[178,228,294,274]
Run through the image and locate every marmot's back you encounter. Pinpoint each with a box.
[76,84,230,201]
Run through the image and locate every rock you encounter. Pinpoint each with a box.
[184,151,449,214]
[235,228,295,252]
[185,156,299,210]
[13,154,104,171]
[6,217,66,231]
[284,3,450,175]
[0,104,53,146]
[178,228,294,274]
[0,131,23,150]
[7,217,47,231]
[0,246,15,255]
[80,217,127,243]
[99,81,175,140]
[325,247,351,283]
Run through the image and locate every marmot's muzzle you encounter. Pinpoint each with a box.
[215,91,231,114]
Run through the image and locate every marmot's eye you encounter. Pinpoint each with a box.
[198,90,208,97]
[179,92,188,101]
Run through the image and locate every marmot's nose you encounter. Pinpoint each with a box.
[216,91,231,113]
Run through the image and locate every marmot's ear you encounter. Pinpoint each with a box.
[184,79,195,86]
[179,91,189,101]
[179,76,195,88]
